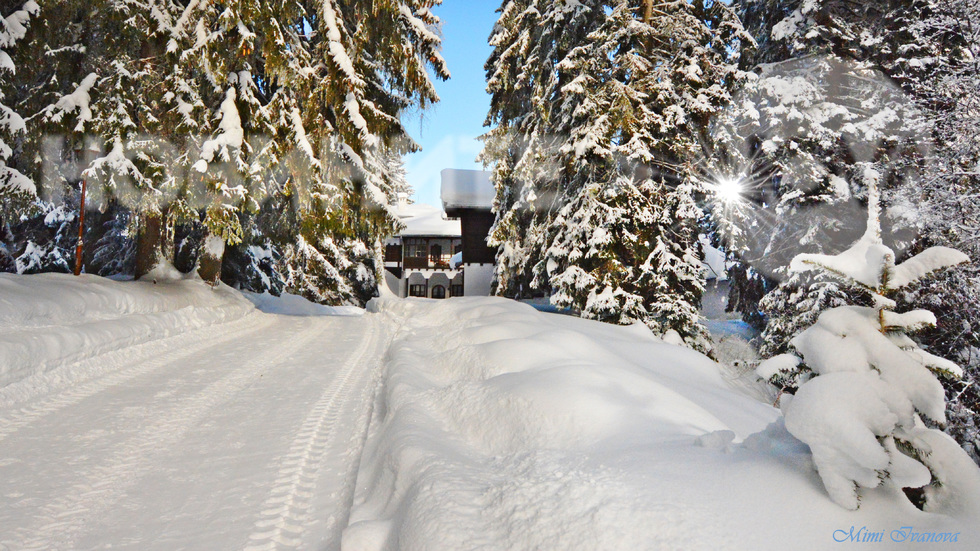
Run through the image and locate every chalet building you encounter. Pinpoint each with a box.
[440,169,496,296]
[383,198,464,298]
[383,169,497,299]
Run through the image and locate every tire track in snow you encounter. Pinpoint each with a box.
[244,316,382,551]
[2,319,327,551]
[0,312,274,443]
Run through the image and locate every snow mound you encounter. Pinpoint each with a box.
[346,298,977,549]
[0,273,255,391]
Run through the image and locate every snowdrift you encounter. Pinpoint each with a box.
[0,272,255,396]
[345,297,978,550]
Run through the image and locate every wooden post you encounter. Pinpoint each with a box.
[73,179,87,276]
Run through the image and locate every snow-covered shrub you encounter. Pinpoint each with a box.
[757,186,975,510]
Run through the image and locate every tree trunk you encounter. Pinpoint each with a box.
[197,232,225,286]
[134,210,166,279]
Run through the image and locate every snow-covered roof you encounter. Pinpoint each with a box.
[441,169,494,211]
[395,200,461,237]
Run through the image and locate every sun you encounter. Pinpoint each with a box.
[713,177,745,204]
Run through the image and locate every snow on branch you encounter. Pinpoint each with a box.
[45,73,99,132]
[888,247,970,290]
[195,86,244,172]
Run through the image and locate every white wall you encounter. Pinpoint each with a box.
[463,264,494,297]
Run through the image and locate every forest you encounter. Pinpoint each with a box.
[1,0,978,473]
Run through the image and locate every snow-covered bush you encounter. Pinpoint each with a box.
[757,185,975,510]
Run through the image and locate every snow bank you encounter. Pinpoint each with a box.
[0,272,255,390]
[346,298,978,549]
[244,291,364,317]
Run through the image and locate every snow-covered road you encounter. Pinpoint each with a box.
[0,311,385,551]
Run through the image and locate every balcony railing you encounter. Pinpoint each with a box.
[403,255,456,270]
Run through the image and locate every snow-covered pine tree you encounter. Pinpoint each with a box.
[723,0,980,463]
[167,0,277,284]
[165,0,448,297]
[482,0,602,299]
[484,0,749,350]
[282,0,449,305]
[757,270,857,362]
[0,1,39,209]
[887,0,980,463]
[720,0,932,354]
[2,0,448,294]
[0,0,190,276]
[757,180,977,511]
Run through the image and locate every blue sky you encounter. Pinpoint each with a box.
[402,1,500,207]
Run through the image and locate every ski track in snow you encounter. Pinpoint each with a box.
[0,312,387,551]
[3,317,327,551]
[244,315,381,551]
[0,312,273,440]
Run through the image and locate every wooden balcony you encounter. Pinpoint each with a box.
[403,255,456,270]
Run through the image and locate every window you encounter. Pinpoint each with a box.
[450,284,464,297]
[404,238,427,259]
[409,284,427,297]
[430,244,442,263]
[431,285,446,299]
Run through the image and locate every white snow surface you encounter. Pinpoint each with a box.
[245,290,364,317]
[345,297,979,550]
[1,277,978,550]
[0,272,254,393]
[0,274,387,550]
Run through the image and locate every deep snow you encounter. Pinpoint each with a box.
[1,275,978,550]
[345,297,979,550]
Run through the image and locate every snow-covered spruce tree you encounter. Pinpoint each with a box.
[722,0,930,332]
[757,182,976,511]
[1,0,446,299]
[282,0,448,305]
[757,270,861,365]
[166,0,279,284]
[165,0,448,298]
[888,0,980,463]
[0,0,189,276]
[0,1,38,210]
[484,0,749,349]
[482,0,603,299]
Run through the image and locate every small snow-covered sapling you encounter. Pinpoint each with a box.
[757,174,970,510]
